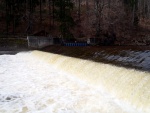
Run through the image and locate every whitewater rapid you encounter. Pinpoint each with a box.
[0,51,150,113]
[0,52,125,113]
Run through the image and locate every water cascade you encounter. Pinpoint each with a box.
[0,50,150,113]
[31,51,150,112]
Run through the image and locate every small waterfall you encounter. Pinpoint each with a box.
[0,50,150,113]
[31,50,150,113]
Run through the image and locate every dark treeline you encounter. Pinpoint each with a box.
[1,0,48,35]
[0,0,150,45]
[0,0,74,37]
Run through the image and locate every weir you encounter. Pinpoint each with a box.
[30,50,150,113]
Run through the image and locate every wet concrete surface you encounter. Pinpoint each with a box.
[42,46,150,72]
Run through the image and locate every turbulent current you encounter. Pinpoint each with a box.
[0,50,150,113]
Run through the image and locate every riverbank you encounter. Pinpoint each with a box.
[0,38,28,51]
[0,48,29,55]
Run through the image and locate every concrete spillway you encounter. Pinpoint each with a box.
[0,50,150,113]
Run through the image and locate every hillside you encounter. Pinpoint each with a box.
[0,0,150,45]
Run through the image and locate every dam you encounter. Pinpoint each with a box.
[0,50,150,113]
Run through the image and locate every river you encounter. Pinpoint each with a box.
[0,47,150,113]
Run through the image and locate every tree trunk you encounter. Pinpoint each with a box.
[5,0,9,36]
[78,0,81,20]
[12,0,15,35]
[40,0,42,26]
[52,0,55,25]
[132,0,139,26]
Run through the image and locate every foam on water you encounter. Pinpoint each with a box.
[0,51,150,113]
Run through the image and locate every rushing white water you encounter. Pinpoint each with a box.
[0,51,150,113]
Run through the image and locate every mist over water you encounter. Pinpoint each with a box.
[0,50,150,113]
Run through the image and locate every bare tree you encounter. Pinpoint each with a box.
[94,0,106,36]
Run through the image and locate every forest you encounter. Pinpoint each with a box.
[0,0,150,45]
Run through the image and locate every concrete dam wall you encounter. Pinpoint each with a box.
[27,36,53,48]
